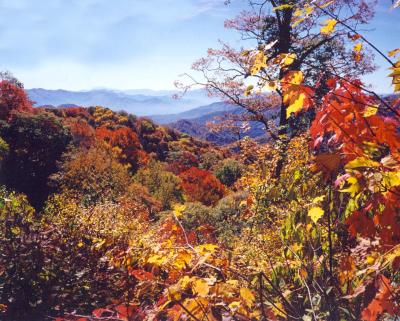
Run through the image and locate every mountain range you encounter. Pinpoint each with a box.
[27,88,218,116]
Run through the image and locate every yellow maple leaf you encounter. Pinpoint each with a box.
[345,157,380,169]
[273,4,293,11]
[147,254,167,266]
[363,105,378,117]
[286,92,305,118]
[195,244,218,256]
[353,43,363,53]
[340,176,360,197]
[308,207,324,224]
[389,60,400,92]
[173,251,192,269]
[192,278,209,297]
[173,204,186,217]
[320,19,337,35]
[282,53,297,66]
[388,48,400,57]
[240,288,255,308]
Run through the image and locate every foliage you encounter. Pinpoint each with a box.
[51,143,132,206]
[0,80,33,121]
[214,158,243,186]
[134,160,183,210]
[1,2,400,321]
[0,112,72,209]
[179,167,225,206]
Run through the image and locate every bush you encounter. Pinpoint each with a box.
[0,112,72,209]
[214,159,243,186]
[179,167,225,206]
[134,160,182,210]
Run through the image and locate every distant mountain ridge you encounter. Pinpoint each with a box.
[27,88,218,116]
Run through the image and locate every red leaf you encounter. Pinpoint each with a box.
[130,269,154,281]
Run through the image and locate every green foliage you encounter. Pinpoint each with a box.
[134,160,183,210]
[0,112,72,209]
[180,192,248,244]
[0,187,46,321]
[214,158,243,186]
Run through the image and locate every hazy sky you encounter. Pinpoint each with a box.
[0,0,398,92]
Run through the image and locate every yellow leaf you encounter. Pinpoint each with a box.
[353,43,363,53]
[192,278,209,297]
[147,254,167,266]
[382,171,400,189]
[363,105,378,117]
[345,157,380,169]
[173,204,186,217]
[273,4,293,11]
[286,92,305,118]
[282,53,297,66]
[240,288,255,308]
[283,70,303,85]
[308,207,324,224]
[389,60,400,92]
[320,19,337,34]
[312,195,325,203]
[304,4,314,15]
[77,242,84,248]
[244,85,254,97]
[173,251,192,269]
[388,48,400,57]
[228,301,241,310]
[293,8,303,17]
[195,244,218,256]
[292,243,303,252]
[340,176,360,197]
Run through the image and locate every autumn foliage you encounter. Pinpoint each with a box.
[1,1,400,321]
[179,167,225,206]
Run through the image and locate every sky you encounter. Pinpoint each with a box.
[0,0,398,93]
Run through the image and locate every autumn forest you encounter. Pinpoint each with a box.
[0,0,400,321]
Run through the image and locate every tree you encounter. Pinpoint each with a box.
[215,158,243,186]
[52,143,132,206]
[134,160,183,210]
[95,126,146,172]
[179,167,225,206]
[181,0,376,176]
[0,80,33,121]
[0,112,72,209]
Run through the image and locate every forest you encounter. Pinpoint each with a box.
[0,0,399,320]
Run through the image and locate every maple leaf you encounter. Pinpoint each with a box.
[320,19,337,34]
[192,278,209,297]
[240,287,255,308]
[388,60,400,92]
[308,207,324,224]
[130,269,154,281]
[361,275,396,321]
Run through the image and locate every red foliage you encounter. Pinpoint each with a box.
[66,118,96,148]
[179,167,225,206]
[361,275,397,321]
[96,126,145,170]
[0,81,33,121]
[310,78,400,162]
[166,151,199,175]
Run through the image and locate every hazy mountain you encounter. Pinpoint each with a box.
[149,102,235,124]
[27,88,218,116]
[167,105,280,145]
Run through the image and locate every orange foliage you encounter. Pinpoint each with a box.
[179,167,225,206]
[0,81,33,121]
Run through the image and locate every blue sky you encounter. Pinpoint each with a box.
[0,0,398,92]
